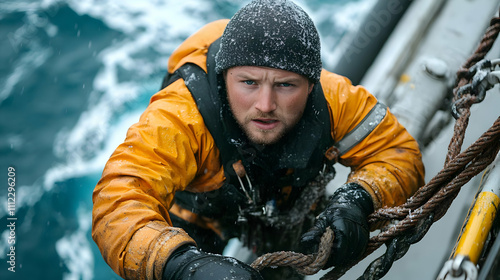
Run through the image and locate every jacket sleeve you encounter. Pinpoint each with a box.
[91,79,225,280]
[321,70,425,209]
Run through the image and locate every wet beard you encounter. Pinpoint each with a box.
[244,124,286,146]
[240,112,301,146]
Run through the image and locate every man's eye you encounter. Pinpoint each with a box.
[280,83,293,87]
[243,80,255,85]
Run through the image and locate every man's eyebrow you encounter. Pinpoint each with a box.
[275,77,302,84]
[234,72,258,80]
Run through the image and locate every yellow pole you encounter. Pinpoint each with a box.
[453,154,500,264]
[453,191,500,264]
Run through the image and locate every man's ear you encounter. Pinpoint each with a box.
[308,83,315,95]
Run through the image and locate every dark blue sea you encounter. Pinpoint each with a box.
[0,0,374,279]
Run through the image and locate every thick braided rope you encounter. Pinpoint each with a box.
[251,227,334,275]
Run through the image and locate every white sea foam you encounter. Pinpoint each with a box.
[47,108,144,188]
[0,3,57,104]
[66,0,216,36]
[55,206,94,280]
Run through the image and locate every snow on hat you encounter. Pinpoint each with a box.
[215,0,322,82]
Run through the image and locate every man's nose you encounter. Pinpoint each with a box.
[254,86,277,113]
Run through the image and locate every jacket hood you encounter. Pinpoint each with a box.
[167,19,229,74]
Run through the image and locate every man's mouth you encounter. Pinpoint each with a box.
[255,119,277,124]
[252,118,279,130]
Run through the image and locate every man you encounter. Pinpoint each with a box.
[92,0,425,279]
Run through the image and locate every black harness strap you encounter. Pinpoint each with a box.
[171,39,231,160]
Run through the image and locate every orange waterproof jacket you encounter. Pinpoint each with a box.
[92,19,425,280]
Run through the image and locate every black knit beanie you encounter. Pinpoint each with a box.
[215,0,322,82]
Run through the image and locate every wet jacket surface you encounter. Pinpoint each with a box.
[92,19,425,280]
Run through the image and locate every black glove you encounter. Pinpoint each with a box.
[300,182,374,268]
[163,245,263,280]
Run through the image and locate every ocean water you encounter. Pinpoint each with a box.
[0,0,376,279]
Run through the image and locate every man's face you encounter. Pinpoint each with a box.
[225,66,314,145]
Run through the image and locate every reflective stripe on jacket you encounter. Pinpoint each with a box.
[92,19,425,280]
